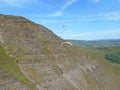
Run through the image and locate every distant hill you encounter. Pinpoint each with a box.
[68,39,120,47]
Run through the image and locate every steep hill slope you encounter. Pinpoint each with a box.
[0,14,120,90]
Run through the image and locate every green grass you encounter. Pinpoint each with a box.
[78,47,106,60]
[78,47,120,74]
[103,46,120,64]
[0,44,34,87]
[37,35,54,54]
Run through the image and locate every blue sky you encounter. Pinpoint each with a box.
[0,0,120,40]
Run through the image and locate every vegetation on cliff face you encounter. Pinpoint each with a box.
[78,46,120,73]
[104,46,120,64]
[0,44,34,87]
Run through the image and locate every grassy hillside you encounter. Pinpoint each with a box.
[0,44,34,87]
[97,46,120,64]
[78,46,120,73]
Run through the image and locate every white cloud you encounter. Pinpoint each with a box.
[101,12,120,20]
[63,12,120,21]
[48,5,60,9]
[88,0,102,3]
[70,29,120,38]
[92,0,102,3]
[90,12,120,21]
[0,0,39,8]
[49,11,63,17]
[84,12,120,21]
[49,0,78,17]
[62,0,78,10]
[71,33,89,37]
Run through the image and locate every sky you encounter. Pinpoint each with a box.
[0,0,120,40]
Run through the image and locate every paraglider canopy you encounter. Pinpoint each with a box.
[60,42,73,47]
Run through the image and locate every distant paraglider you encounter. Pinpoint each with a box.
[60,42,73,47]
[62,24,67,28]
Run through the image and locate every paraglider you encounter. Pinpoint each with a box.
[60,42,73,47]
[62,24,67,28]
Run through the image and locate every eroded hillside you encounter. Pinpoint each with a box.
[0,14,120,90]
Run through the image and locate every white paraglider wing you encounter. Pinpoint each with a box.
[60,42,73,46]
